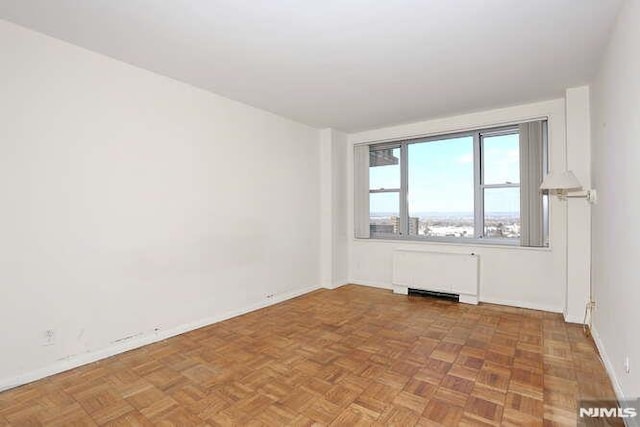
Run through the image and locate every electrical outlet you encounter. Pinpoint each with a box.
[43,329,56,346]
[266,293,275,299]
[624,356,630,373]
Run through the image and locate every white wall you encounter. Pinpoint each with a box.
[319,130,334,288]
[590,0,640,400]
[319,129,349,288]
[346,99,578,313]
[565,87,592,323]
[331,130,349,287]
[0,20,322,389]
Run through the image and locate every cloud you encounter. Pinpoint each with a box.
[457,153,474,164]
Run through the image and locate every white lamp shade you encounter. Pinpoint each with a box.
[540,170,582,190]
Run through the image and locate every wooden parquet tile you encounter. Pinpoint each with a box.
[0,285,619,426]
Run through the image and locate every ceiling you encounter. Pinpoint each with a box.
[0,0,623,132]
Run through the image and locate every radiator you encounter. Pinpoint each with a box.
[392,249,479,304]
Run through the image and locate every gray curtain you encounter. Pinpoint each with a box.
[354,144,370,238]
[519,121,545,247]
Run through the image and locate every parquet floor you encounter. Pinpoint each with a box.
[0,285,618,426]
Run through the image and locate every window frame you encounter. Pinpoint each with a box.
[368,143,403,236]
[478,127,521,241]
[367,123,537,246]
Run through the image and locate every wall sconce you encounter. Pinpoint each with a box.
[540,170,597,204]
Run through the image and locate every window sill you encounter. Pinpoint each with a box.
[353,236,552,252]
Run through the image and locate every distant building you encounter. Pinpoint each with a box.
[409,217,419,235]
[391,216,419,235]
[370,224,395,234]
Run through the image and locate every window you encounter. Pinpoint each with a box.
[407,135,474,238]
[355,121,549,247]
[480,130,521,241]
[369,146,401,235]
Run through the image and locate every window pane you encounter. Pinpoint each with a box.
[370,192,399,235]
[407,137,474,238]
[369,147,400,190]
[483,133,519,185]
[484,187,520,239]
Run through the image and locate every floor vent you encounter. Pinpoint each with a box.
[408,288,460,302]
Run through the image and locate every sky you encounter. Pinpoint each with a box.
[370,134,520,215]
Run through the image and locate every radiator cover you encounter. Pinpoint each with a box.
[392,249,479,304]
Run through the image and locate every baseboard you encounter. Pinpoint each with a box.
[323,281,349,290]
[348,280,393,290]
[351,281,563,313]
[459,295,479,305]
[479,296,563,314]
[0,284,321,393]
[563,312,587,324]
[591,326,626,403]
[392,285,408,295]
